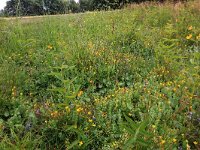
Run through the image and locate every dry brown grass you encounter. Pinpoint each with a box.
[126,0,200,11]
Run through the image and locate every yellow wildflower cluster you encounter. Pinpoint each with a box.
[79,141,83,146]
[160,140,166,145]
[93,47,106,57]
[158,136,166,146]
[186,143,190,150]
[51,111,59,118]
[76,107,83,113]
[77,90,83,97]
[186,34,192,40]
[196,34,200,40]
[47,45,53,50]
[11,86,17,97]
[92,123,96,127]
[88,119,93,123]
[114,87,129,94]
[172,138,177,143]
[193,141,198,145]
[186,25,193,40]
[188,26,193,30]
[152,125,156,129]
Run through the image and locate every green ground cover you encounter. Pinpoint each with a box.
[0,1,199,149]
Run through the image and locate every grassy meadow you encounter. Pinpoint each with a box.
[0,1,200,149]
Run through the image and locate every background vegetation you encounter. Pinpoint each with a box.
[1,0,190,16]
[0,0,200,149]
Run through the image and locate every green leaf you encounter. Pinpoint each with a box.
[48,87,66,94]
[61,65,75,70]
[123,136,135,149]
[4,111,9,117]
[126,101,133,110]
[48,72,63,81]
[68,140,79,150]
[121,123,135,135]
[137,139,149,147]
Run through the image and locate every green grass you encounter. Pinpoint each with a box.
[0,1,200,149]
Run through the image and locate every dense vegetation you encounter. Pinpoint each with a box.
[1,0,188,16]
[0,1,200,149]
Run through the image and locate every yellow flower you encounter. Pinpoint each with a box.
[51,111,59,117]
[47,45,53,50]
[92,123,96,127]
[186,34,192,40]
[193,141,198,145]
[152,125,156,129]
[78,90,83,97]
[88,119,93,123]
[196,34,200,40]
[79,141,83,146]
[186,144,190,150]
[160,140,166,145]
[188,26,193,30]
[65,106,70,113]
[173,88,177,92]
[88,111,92,115]
[173,138,177,143]
[11,86,17,97]
[76,107,83,113]
[167,100,171,104]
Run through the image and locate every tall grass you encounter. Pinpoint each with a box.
[0,1,199,149]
